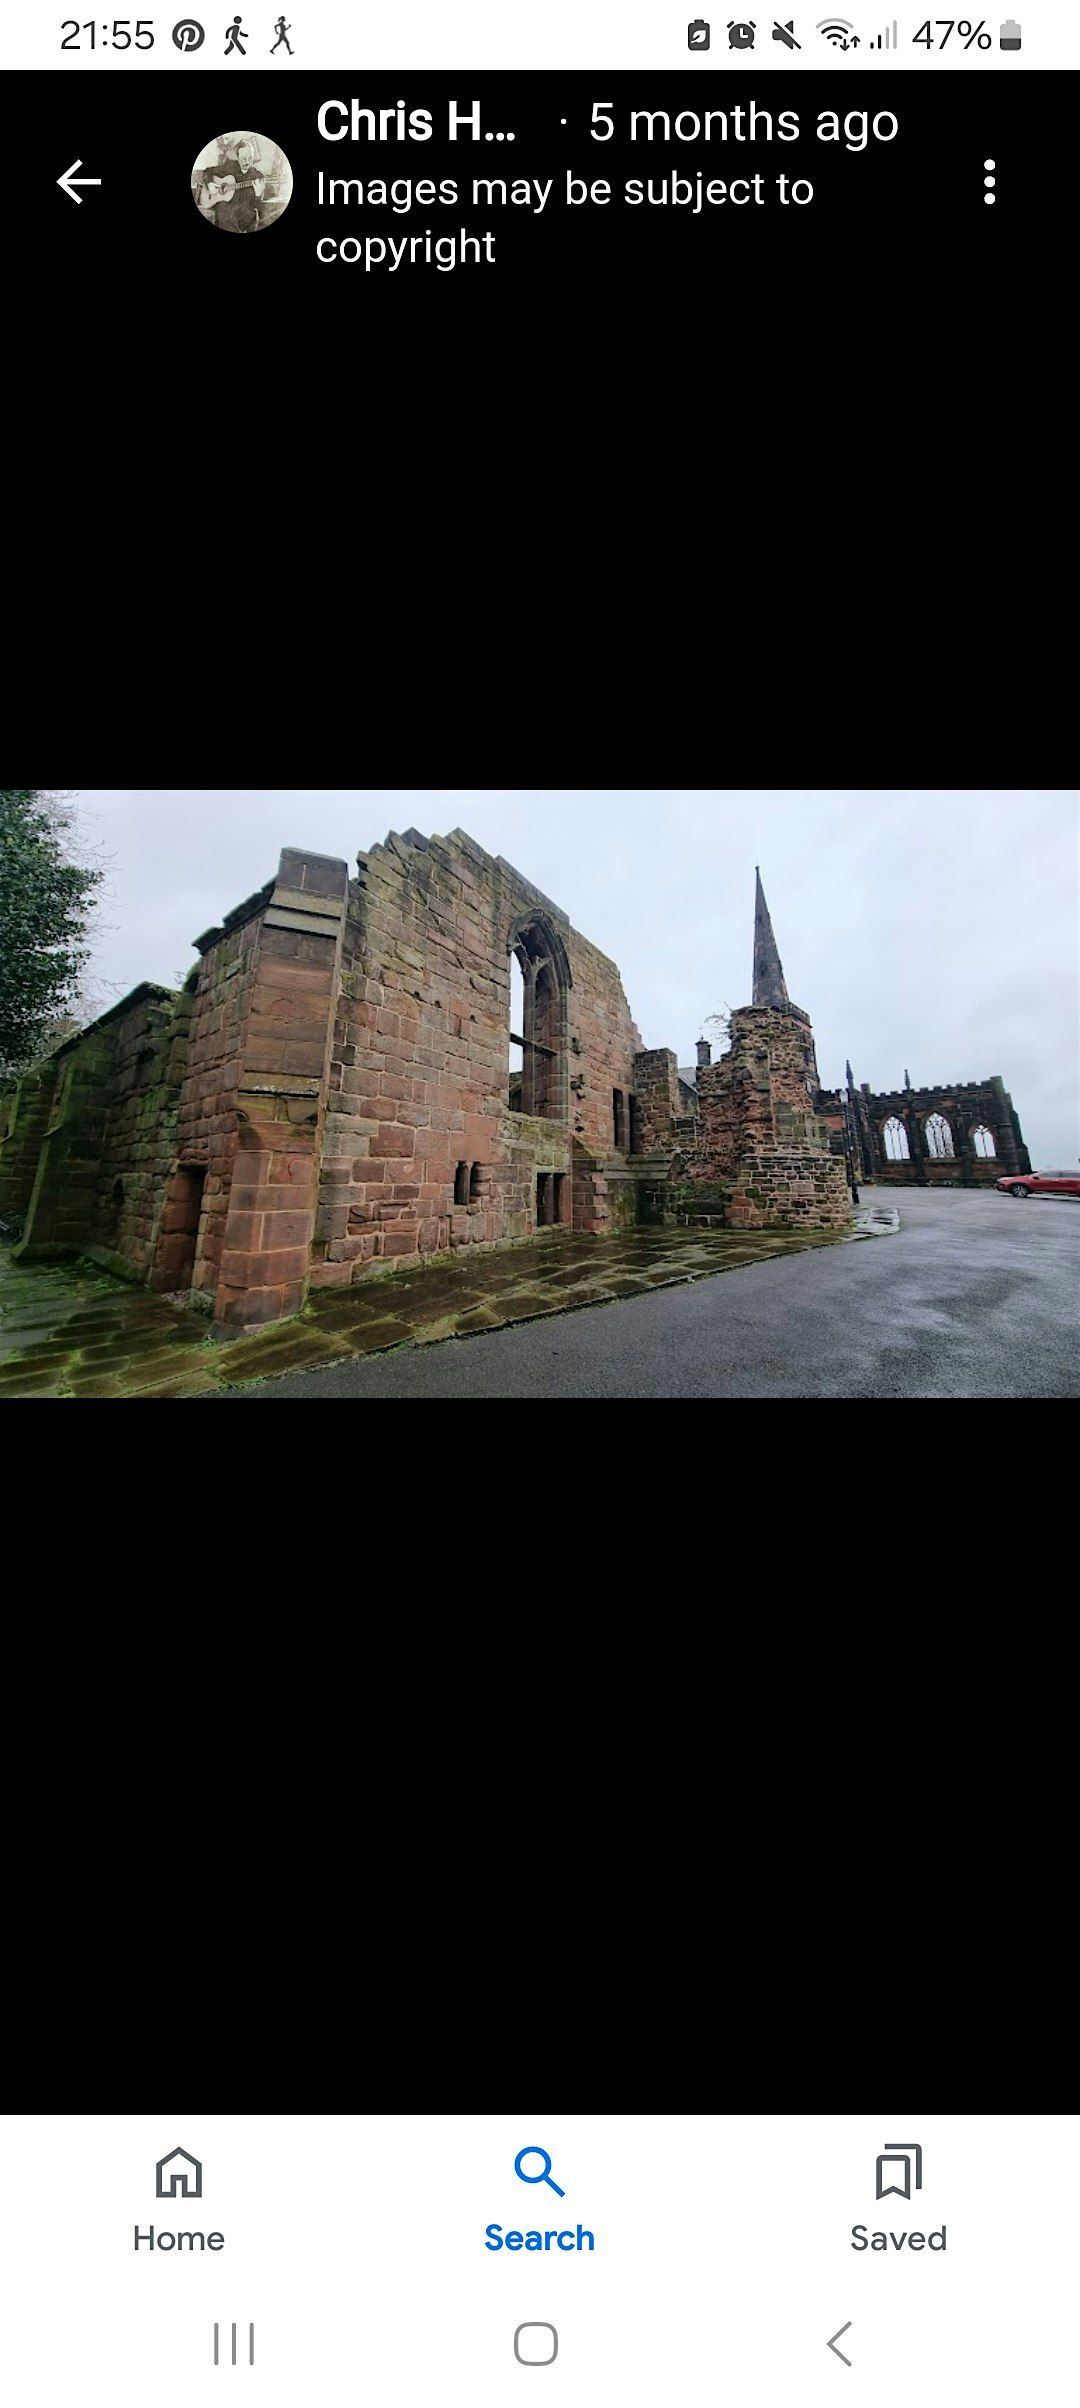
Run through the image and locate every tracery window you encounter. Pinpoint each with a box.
[924,1112,955,1159]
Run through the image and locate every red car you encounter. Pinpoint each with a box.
[996,1171,1080,1198]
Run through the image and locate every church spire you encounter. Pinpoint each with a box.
[846,1059,855,1089]
[752,868,790,1009]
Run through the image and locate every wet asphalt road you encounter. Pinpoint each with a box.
[244,1188,1079,1399]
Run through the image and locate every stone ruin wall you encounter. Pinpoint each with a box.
[170,895,267,1302]
[203,851,350,1327]
[313,826,645,1287]
[0,1060,59,1225]
[696,1006,849,1232]
[8,986,189,1278]
[93,988,193,1281]
[868,1078,1028,1185]
[5,829,939,1330]
[817,1075,1031,1186]
[632,1009,850,1233]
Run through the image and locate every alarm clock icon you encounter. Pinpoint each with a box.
[728,19,756,43]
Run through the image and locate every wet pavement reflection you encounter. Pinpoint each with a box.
[0,1222,847,1397]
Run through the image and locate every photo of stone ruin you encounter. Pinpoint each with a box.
[0,825,1030,1333]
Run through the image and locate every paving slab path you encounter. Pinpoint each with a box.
[0,1221,847,1399]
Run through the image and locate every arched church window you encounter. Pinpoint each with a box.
[883,1116,910,1161]
[972,1125,996,1158]
[507,915,571,1122]
[925,1112,955,1159]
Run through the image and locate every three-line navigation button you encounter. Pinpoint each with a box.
[213,2324,254,2366]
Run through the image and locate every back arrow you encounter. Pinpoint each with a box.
[827,2323,853,2367]
[58,160,101,204]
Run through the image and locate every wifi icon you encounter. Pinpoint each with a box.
[817,15,856,40]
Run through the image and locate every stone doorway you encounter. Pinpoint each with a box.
[153,1165,207,1292]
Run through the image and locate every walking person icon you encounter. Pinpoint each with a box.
[270,15,293,50]
[224,14,247,53]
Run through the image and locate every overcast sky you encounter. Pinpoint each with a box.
[72,791,1079,1169]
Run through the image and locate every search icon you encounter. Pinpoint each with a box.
[514,2147,565,2198]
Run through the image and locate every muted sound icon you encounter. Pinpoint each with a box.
[214,2326,255,2367]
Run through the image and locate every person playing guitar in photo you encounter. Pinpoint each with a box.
[198,135,268,232]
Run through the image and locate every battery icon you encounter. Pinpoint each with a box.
[999,18,1021,46]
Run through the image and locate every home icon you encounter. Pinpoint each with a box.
[156,2146,203,2199]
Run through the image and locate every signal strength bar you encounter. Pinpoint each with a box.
[868,18,899,40]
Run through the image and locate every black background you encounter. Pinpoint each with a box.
[2,82,1068,2095]
[10,70,1071,793]
[3,77,1067,2089]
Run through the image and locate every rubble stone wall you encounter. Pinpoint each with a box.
[661,1004,850,1233]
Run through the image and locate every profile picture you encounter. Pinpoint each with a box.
[191,131,292,233]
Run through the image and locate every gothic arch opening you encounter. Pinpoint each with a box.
[972,1124,996,1158]
[925,1112,955,1159]
[882,1115,910,1162]
[507,914,571,1122]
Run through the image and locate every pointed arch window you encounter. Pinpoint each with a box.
[883,1116,910,1162]
[507,914,571,1122]
[972,1125,996,1158]
[925,1112,955,1159]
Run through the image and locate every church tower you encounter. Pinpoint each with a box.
[692,872,852,1231]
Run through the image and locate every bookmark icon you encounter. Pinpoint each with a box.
[875,2142,923,2201]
